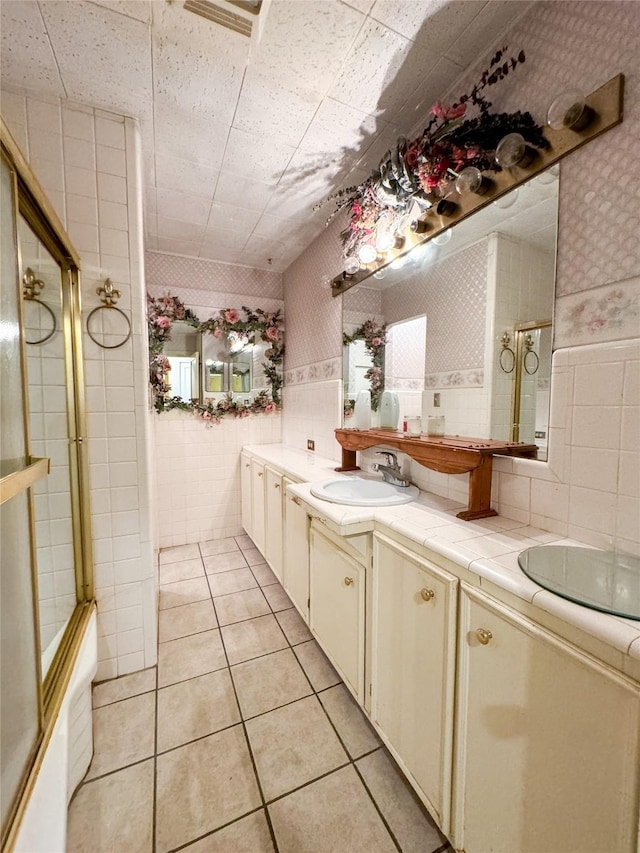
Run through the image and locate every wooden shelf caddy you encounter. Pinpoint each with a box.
[334,428,537,521]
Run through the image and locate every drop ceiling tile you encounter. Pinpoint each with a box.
[444,1,534,68]
[214,172,276,213]
[201,228,248,251]
[0,2,65,97]
[232,65,321,147]
[153,100,231,172]
[353,120,404,173]
[156,189,212,226]
[155,153,219,199]
[342,0,376,13]
[392,54,465,134]
[370,0,484,54]
[198,244,242,264]
[264,187,318,221]
[156,236,204,257]
[252,0,366,96]
[221,127,296,184]
[40,1,152,116]
[250,213,295,241]
[206,203,262,234]
[152,2,248,126]
[278,148,351,199]
[297,98,379,164]
[328,18,440,119]
[156,216,205,243]
[88,1,152,24]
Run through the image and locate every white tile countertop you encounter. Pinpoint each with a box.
[243,444,640,666]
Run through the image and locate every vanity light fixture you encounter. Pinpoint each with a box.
[435,198,458,217]
[547,89,596,132]
[409,219,430,234]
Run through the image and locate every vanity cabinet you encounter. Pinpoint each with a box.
[371,533,458,835]
[250,459,266,554]
[309,522,366,703]
[264,467,292,581]
[452,585,640,853]
[240,452,254,540]
[283,493,310,621]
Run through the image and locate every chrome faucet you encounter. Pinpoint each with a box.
[372,451,411,488]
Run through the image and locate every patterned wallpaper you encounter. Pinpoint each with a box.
[282,210,345,370]
[283,1,640,371]
[145,250,283,300]
[383,240,488,373]
[343,284,383,332]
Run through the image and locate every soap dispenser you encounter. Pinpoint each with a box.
[379,390,399,430]
[353,390,371,430]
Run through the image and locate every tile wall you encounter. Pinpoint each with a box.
[282,1,640,551]
[1,89,156,681]
[145,252,284,547]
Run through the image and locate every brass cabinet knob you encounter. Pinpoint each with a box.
[476,628,493,645]
[344,577,354,586]
[275,483,280,489]
[420,588,435,602]
[292,496,301,506]
[245,463,250,468]
[258,471,263,477]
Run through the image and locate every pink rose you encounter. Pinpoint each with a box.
[266,326,280,341]
[265,402,276,414]
[155,316,171,329]
[213,329,222,338]
[241,410,251,418]
[224,309,239,323]
[203,411,212,420]
[371,337,382,347]
[431,100,445,119]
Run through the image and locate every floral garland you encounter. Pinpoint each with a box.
[343,319,386,411]
[318,47,547,259]
[147,294,284,425]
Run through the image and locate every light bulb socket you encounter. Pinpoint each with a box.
[435,199,458,217]
[410,219,430,234]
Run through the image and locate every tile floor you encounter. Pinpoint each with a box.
[68,535,452,853]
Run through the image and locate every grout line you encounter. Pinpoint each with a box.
[79,754,154,786]
[152,656,159,852]
[167,805,266,853]
[92,685,156,709]
[204,568,282,853]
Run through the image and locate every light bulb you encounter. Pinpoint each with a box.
[376,231,396,252]
[344,256,360,275]
[373,268,387,280]
[493,188,519,209]
[358,243,378,264]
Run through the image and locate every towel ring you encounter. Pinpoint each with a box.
[23,268,57,346]
[499,333,515,374]
[86,279,132,350]
[523,335,540,375]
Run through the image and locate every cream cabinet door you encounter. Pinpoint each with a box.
[309,524,365,702]
[372,533,458,833]
[283,491,309,622]
[250,460,265,555]
[264,467,284,580]
[240,453,253,539]
[453,585,640,853]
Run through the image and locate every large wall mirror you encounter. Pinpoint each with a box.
[342,167,558,461]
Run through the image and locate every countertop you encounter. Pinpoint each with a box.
[243,444,640,666]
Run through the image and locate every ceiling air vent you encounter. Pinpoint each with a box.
[183,0,262,38]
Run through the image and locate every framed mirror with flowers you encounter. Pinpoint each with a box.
[147,293,284,424]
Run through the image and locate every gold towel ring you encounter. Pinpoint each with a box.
[86,279,132,350]
[23,268,57,345]
[499,333,515,373]
[523,334,540,375]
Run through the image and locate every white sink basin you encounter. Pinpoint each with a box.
[310,477,419,507]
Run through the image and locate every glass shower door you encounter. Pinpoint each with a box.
[0,149,44,842]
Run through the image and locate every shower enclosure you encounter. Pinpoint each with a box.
[1,120,94,849]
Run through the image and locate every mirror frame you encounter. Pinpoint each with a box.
[147,295,284,422]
